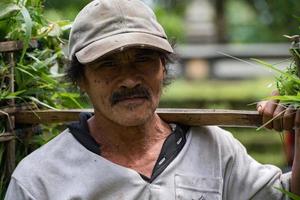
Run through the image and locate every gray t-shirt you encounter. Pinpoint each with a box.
[5,125,291,200]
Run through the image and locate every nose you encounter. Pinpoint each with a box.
[120,76,142,89]
[118,65,142,89]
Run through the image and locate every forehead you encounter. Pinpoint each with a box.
[98,48,160,60]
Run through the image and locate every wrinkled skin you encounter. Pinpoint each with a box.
[80,48,165,127]
[78,48,171,177]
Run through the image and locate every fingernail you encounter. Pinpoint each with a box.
[257,105,262,112]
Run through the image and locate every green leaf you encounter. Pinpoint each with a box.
[56,20,72,31]
[29,96,58,110]
[26,53,41,65]
[53,92,83,108]
[0,90,26,100]
[48,23,61,37]
[252,58,300,85]
[266,95,300,102]
[275,187,300,200]
[19,5,32,62]
[16,66,35,78]
[0,3,20,20]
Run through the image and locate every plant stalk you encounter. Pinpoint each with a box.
[290,35,300,77]
[5,52,16,178]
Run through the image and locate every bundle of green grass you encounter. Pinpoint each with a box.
[253,35,300,107]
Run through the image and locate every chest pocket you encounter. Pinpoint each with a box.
[175,174,222,200]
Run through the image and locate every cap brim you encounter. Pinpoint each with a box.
[75,32,174,64]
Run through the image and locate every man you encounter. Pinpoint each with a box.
[5,0,300,199]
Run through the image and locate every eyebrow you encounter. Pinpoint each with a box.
[95,49,159,63]
[135,49,159,56]
[100,55,115,61]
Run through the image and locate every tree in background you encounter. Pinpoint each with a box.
[245,0,299,36]
[153,0,188,42]
[43,0,300,43]
[227,0,300,43]
[44,0,188,42]
[44,0,89,20]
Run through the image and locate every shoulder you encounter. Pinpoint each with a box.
[8,127,100,198]
[11,129,76,182]
[188,126,245,155]
[9,129,83,198]
[189,126,236,143]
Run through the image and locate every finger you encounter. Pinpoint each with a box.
[296,109,300,129]
[293,110,300,194]
[295,110,300,153]
[283,105,296,131]
[257,101,267,115]
[261,90,280,129]
[273,104,285,131]
[262,100,279,129]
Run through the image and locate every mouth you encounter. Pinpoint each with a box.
[113,95,149,105]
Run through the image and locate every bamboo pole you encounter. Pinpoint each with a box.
[0,103,37,116]
[0,133,15,142]
[0,40,38,53]
[14,109,263,128]
[0,109,262,143]
[5,52,16,177]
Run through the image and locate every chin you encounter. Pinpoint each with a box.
[112,106,154,127]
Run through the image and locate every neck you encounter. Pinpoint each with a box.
[88,112,171,157]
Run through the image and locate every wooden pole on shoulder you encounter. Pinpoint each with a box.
[14,108,262,128]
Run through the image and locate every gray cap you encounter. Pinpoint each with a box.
[68,0,174,64]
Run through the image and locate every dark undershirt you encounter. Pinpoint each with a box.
[67,112,189,183]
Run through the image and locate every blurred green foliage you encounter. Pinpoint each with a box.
[252,38,300,108]
[0,0,82,108]
[227,0,300,43]
[44,0,89,21]
[0,0,83,197]
[43,0,300,43]
[154,6,184,42]
[44,0,187,42]
[161,78,275,102]
[154,0,188,14]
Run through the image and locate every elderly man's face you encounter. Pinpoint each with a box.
[80,48,165,126]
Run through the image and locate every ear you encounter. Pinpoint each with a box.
[77,78,87,93]
[161,56,166,66]
[163,66,167,77]
[160,57,167,73]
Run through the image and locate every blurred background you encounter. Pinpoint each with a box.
[43,0,300,169]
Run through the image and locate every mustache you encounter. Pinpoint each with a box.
[110,86,151,106]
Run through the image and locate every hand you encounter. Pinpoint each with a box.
[257,91,298,131]
[257,91,300,194]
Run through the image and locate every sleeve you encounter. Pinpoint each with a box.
[222,131,291,200]
[5,177,37,200]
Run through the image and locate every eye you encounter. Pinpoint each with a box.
[95,60,118,68]
[135,54,158,63]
